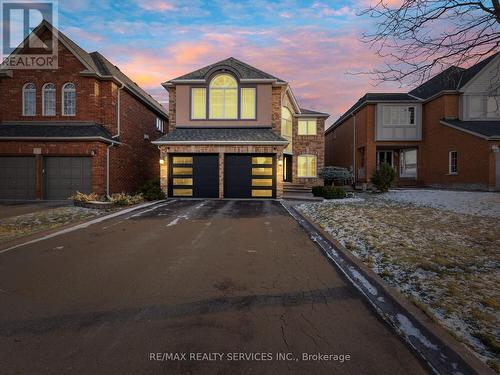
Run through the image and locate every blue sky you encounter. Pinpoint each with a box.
[55,0,403,123]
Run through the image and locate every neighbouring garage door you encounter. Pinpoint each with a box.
[0,156,36,199]
[169,154,219,198]
[225,155,275,198]
[43,157,92,200]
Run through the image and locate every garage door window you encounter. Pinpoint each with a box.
[173,167,193,175]
[171,156,194,197]
[252,178,273,187]
[251,156,274,198]
[173,189,193,197]
[173,156,193,164]
[252,189,273,197]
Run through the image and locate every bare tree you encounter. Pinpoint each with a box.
[360,0,500,85]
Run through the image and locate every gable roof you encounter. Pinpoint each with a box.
[166,57,287,84]
[1,20,167,118]
[299,108,330,118]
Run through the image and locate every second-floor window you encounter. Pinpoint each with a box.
[240,88,256,119]
[281,107,293,153]
[156,117,165,132]
[209,74,237,119]
[191,88,206,119]
[382,105,415,126]
[42,83,56,116]
[469,95,500,119]
[62,83,76,116]
[23,83,36,116]
[298,119,317,135]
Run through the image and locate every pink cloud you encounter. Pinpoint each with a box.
[105,26,403,124]
[136,0,177,11]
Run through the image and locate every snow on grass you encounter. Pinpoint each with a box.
[381,189,500,218]
[0,206,104,243]
[298,194,500,371]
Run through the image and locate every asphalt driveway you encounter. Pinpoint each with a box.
[0,200,428,375]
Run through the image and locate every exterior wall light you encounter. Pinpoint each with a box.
[159,159,165,165]
[278,160,283,166]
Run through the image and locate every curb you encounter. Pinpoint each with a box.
[282,203,494,375]
[0,200,172,255]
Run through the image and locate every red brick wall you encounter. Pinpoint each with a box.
[0,141,107,197]
[0,31,167,196]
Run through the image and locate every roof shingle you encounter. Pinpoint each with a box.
[153,128,288,145]
[441,119,500,139]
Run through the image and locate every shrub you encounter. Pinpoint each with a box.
[371,162,395,192]
[312,186,324,197]
[322,186,347,200]
[110,193,144,206]
[71,191,101,203]
[138,178,166,201]
[319,166,336,186]
[311,186,347,199]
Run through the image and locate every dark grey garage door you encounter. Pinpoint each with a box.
[225,155,275,198]
[169,154,219,198]
[0,156,36,199]
[43,157,92,199]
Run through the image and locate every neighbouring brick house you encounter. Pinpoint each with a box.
[0,21,168,199]
[325,53,500,191]
[153,57,329,199]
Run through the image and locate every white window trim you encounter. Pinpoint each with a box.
[22,83,36,116]
[42,83,56,117]
[382,105,416,127]
[156,117,165,132]
[298,119,317,135]
[297,154,317,178]
[191,87,207,120]
[62,82,76,117]
[448,150,458,175]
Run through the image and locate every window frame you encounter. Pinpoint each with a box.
[62,82,76,117]
[240,87,257,120]
[448,151,458,175]
[208,73,238,120]
[281,106,293,154]
[22,83,36,116]
[298,119,317,135]
[190,87,207,120]
[382,105,417,127]
[297,155,317,178]
[42,83,56,116]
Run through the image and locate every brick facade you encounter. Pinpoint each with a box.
[326,94,499,191]
[0,28,167,198]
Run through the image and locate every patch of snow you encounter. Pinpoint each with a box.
[320,198,365,204]
[195,202,206,209]
[166,215,189,227]
[396,313,438,350]
[349,266,378,296]
[381,189,500,218]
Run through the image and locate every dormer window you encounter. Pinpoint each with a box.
[209,74,238,119]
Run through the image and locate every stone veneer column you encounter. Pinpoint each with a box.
[218,152,224,198]
[160,147,168,196]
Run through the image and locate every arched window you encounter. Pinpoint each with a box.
[62,83,76,116]
[209,74,237,119]
[23,83,36,116]
[281,107,293,153]
[42,83,56,116]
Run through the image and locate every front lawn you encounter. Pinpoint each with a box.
[298,191,500,372]
[0,206,105,244]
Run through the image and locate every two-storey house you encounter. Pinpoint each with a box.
[325,53,500,191]
[0,21,168,200]
[154,58,329,199]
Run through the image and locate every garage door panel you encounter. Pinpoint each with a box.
[0,157,36,199]
[44,157,92,200]
[225,154,276,198]
[169,154,219,198]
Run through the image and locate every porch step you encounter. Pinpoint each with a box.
[282,194,323,202]
[283,183,313,193]
[283,183,321,201]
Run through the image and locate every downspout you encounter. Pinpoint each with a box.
[106,144,112,200]
[107,80,125,200]
[353,113,356,184]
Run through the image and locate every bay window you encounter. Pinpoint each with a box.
[297,155,317,178]
[382,105,415,126]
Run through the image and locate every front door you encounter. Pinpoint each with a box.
[400,149,417,178]
[283,154,293,182]
[376,151,393,167]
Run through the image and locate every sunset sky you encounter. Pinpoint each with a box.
[58,0,406,125]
